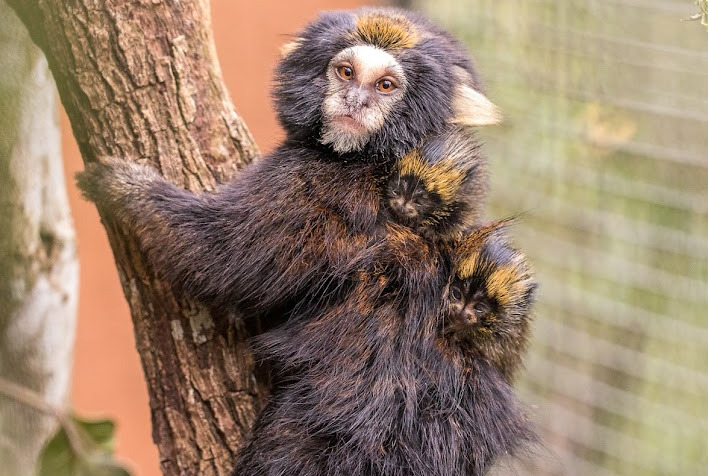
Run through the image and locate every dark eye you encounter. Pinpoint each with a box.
[450,286,462,301]
[336,65,354,81]
[473,301,490,317]
[376,77,398,94]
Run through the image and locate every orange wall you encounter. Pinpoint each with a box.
[64,1,375,475]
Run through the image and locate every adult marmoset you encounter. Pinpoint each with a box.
[77,7,500,320]
[76,7,511,475]
[233,221,536,476]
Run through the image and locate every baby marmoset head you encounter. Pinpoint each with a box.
[443,220,538,381]
[385,125,488,239]
[274,7,500,161]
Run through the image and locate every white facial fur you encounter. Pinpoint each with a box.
[321,45,407,153]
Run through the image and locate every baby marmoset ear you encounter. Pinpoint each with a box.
[451,66,502,127]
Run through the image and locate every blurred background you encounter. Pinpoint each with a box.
[2,0,706,475]
[405,1,708,475]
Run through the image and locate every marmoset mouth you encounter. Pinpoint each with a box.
[394,201,419,218]
[331,114,367,132]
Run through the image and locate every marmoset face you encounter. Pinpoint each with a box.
[273,8,501,160]
[447,277,495,330]
[321,45,407,153]
[386,172,442,228]
[447,237,533,342]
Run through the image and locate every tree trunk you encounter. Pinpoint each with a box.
[0,2,78,475]
[6,0,264,474]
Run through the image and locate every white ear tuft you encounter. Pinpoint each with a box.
[451,66,502,126]
[452,84,502,126]
[279,39,302,58]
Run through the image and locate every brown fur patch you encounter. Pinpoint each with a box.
[355,13,419,50]
[385,222,419,246]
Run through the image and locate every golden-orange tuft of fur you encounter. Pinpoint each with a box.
[355,12,419,50]
[486,259,535,310]
[397,149,466,205]
[279,38,303,57]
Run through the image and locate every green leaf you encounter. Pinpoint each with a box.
[78,461,131,476]
[37,415,132,476]
[71,416,116,453]
[37,427,75,476]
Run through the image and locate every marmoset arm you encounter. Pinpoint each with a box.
[77,152,379,317]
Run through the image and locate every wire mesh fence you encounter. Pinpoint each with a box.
[409,0,708,474]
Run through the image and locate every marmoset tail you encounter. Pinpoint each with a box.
[386,125,488,240]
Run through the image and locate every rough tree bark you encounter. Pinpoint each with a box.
[6,0,264,474]
[0,2,78,475]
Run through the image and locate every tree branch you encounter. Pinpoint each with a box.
[6,0,265,474]
[0,2,77,474]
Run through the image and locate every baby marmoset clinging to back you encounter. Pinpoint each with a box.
[385,124,488,241]
[444,220,538,382]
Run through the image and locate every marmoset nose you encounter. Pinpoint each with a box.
[345,86,370,108]
[402,203,418,218]
[463,307,478,325]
